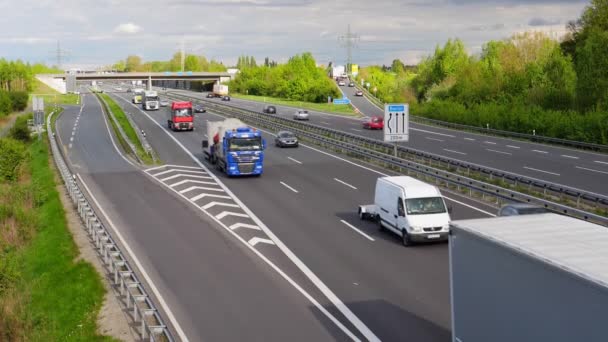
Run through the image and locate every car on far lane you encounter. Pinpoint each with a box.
[222,95,231,101]
[207,93,215,98]
[338,80,346,86]
[362,116,384,130]
[348,82,355,87]
[355,90,364,96]
[498,203,551,217]
[160,99,169,107]
[127,88,132,93]
[194,104,207,113]
[275,131,299,148]
[263,105,277,114]
[293,109,310,120]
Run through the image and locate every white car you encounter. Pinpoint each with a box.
[338,81,346,86]
[160,100,169,107]
[293,109,310,120]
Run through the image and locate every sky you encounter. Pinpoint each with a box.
[0,0,590,69]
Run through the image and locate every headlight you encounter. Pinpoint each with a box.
[411,226,422,232]
[443,224,450,231]
[230,152,238,157]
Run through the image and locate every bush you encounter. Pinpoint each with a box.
[0,91,11,116]
[9,115,32,143]
[0,138,27,181]
[9,91,28,112]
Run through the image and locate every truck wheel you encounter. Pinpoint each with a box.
[401,230,413,247]
[167,121,171,129]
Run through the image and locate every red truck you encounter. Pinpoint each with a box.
[168,101,194,131]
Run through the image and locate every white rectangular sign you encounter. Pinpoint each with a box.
[384,103,409,142]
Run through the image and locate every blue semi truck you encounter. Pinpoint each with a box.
[202,118,266,176]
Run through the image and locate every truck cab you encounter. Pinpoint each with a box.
[142,90,160,110]
[168,101,194,131]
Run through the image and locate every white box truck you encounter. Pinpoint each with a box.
[358,176,451,246]
[142,90,159,110]
[450,214,608,342]
[212,84,229,97]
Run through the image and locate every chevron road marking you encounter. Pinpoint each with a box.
[215,211,249,220]
[161,174,213,182]
[152,169,207,177]
[170,179,219,188]
[179,185,223,193]
[229,223,261,231]
[202,202,240,210]
[248,237,275,247]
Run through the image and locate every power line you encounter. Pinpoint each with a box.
[338,24,359,72]
[51,40,69,69]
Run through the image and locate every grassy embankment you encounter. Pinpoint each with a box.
[31,79,80,106]
[231,93,361,117]
[0,115,116,341]
[98,93,156,165]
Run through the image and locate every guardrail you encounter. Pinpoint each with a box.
[167,91,608,226]
[47,110,174,341]
[351,83,608,153]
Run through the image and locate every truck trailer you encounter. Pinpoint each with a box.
[449,214,608,342]
[167,101,194,131]
[202,118,265,176]
[212,83,229,97]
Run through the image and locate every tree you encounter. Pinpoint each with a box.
[125,55,142,72]
[112,60,126,72]
[391,59,405,74]
[575,28,608,110]
[184,55,200,71]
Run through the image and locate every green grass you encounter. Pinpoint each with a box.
[98,93,155,165]
[31,79,80,106]
[231,93,362,117]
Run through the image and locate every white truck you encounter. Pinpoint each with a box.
[358,176,451,246]
[212,83,229,97]
[142,90,160,110]
[449,214,608,342]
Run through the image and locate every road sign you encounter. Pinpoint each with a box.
[384,104,409,142]
[333,98,351,105]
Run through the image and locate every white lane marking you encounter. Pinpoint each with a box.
[411,127,455,137]
[170,179,218,188]
[288,157,302,164]
[576,166,608,175]
[464,137,476,141]
[229,223,261,231]
[426,137,444,142]
[202,201,240,210]
[145,164,201,172]
[180,185,223,193]
[280,181,299,193]
[72,131,75,136]
[321,121,331,125]
[595,160,608,165]
[561,155,579,159]
[340,220,375,241]
[524,166,560,176]
[484,141,496,145]
[70,137,74,142]
[351,128,362,132]
[334,178,358,190]
[129,94,396,340]
[215,211,249,220]
[68,143,73,149]
[443,149,467,155]
[195,194,232,201]
[77,175,190,341]
[152,169,207,177]
[486,149,512,156]
[532,150,548,154]
[248,237,276,247]
[506,145,520,149]
[160,174,213,182]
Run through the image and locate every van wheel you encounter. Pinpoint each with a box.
[377,219,385,231]
[402,230,413,247]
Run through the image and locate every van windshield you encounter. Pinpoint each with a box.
[405,197,446,215]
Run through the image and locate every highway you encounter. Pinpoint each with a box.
[161,87,608,196]
[104,88,497,341]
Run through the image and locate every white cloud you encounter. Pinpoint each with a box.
[114,23,142,34]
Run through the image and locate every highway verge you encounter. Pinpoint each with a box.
[0,114,112,340]
[231,93,361,117]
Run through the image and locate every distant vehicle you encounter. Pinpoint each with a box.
[275,131,298,148]
[498,203,551,217]
[168,101,194,131]
[293,109,310,120]
[338,81,346,86]
[207,93,215,98]
[142,90,160,110]
[114,87,123,91]
[359,176,452,246]
[355,90,364,96]
[194,104,207,113]
[202,118,266,176]
[263,105,276,114]
[348,82,355,87]
[159,99,169,107]
[363,116,384,130]
[222,95,231,101]
[212,84,229,97]
[126,88,132,93]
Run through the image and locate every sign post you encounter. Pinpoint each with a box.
[32,97,45,140]
[384,103,409,157]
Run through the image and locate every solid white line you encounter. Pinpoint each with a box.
[248,237,276,247]
[77,174,190,341]
[486,149,512,155]
[334,178,358,190]
[280,181,299,193]
[288,157,302,164]
[215,211,249,220]
[201,201,240,210]
[152,169,207,177]
[576,166,608,175]
[160,174,213,182]
[484,141,496,145]
[524,166,560,176]
[340,220,375,241]
[411,127,455,137]
[443,149,467,155]
[229,223,261,231]
[532,150,548,154]
[595,160,608,165]
[426,137,444,142]
[464,137,476,141]
[351,128,362,132]
[506,145,520,149]
[443,196,497,217]
[561,155,579,159]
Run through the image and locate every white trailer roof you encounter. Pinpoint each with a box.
[451,214,608,288]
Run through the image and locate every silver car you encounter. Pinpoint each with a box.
[275,131,299,148]
[160,100,169,107]
[293,109,310,120]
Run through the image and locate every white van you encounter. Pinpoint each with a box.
[359,176,451,246]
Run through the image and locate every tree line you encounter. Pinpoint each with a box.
[0,59,57,116]
[112,53,227,72]
[356,0,608,144]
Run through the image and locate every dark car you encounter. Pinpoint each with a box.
[222,95,231,101]
[355,90,364,96]
[275,131,298,148]
[126,88,132,93]
[194,104,206,113]
[498,203,551,217]
[263,105,277,114]
[348,82,355,87]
